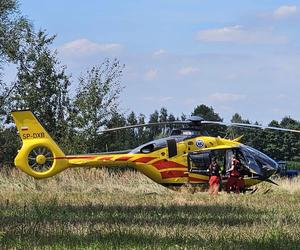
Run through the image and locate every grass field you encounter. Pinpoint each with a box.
[1,168,300,249]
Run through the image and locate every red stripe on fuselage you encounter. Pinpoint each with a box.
[55,156,97,160]
[115,156,132,161]
[161,170,188,179]
[98,156,113,161]
[152,160,186,170]
[133,157,156,163]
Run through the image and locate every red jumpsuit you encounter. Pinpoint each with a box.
[226,159,242,193]
[209,162,220,194]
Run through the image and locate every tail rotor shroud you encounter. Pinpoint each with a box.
[12,110,68,178]
[27,146,54,173]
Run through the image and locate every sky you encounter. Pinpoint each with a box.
[8,0,300,123]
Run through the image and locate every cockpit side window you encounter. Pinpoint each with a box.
[140,144,155,154]
[130,136,187,154]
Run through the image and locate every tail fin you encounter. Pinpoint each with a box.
[12,110,68,179]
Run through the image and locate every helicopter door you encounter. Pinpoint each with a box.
[188,152,211,173]
[225,150,234,172]
[225,148,253,176]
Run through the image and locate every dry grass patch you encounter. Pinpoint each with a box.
[1,168,300,249]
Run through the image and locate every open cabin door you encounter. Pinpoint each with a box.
[187,147,262,185]
[187,148,247,184]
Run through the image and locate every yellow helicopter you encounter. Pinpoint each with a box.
[11,110,300,192]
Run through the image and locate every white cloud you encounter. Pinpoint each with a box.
[208,92,246,103]
[178,67,200,76]
[273,5,297,18]
[145,69,158,80]
[153,49,167,57]
[60,38,121,55]
[196,25,287,44]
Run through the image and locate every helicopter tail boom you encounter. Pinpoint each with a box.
[12,110,68,179]
[11,110,142,179]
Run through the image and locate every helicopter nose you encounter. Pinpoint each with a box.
[257,155,278,178]
[241,146,279,178]
[263,160,278,177]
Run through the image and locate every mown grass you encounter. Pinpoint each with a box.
[1,168,300,249]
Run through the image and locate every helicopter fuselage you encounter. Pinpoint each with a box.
[65,135,278,189]
[12,110,278,191]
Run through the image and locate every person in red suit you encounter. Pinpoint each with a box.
[226,154,243,193]
[208,158,221,195]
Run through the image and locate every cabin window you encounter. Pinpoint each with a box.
[188,149,250,176]
[188,152,211,172]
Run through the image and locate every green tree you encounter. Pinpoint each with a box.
[264,120,284,160]
[148,110,160,140]
[181,113,187,121]
[167,113,176,133]
[159,107,168,136]
[159,107,168,123]
[9,31,71,143]
[0,0,31,114]
[279,117,300,160]
[126,111,138,148]
[71,59,124,153]
[0,127,19,166]
[192,104,225,136]
[228,113,253,141]
[0,0,31,67]
[227,113,245,139]
[137,113,148,145]
[102,111,127,152]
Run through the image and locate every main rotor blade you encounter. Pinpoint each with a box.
[98,121,189,133]
[201,121,300,134]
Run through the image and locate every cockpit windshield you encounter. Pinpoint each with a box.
[240,146,278,177]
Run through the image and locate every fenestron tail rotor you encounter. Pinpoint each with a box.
[27,146,54,172]
[12,110,69,179]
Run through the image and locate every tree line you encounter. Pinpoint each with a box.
[1,0,300,168]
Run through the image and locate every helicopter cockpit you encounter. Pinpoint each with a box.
[240,146,278,177]
[130,136,187,154]
[188,146,278,178]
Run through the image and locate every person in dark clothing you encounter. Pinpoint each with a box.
[208,158,221,195]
